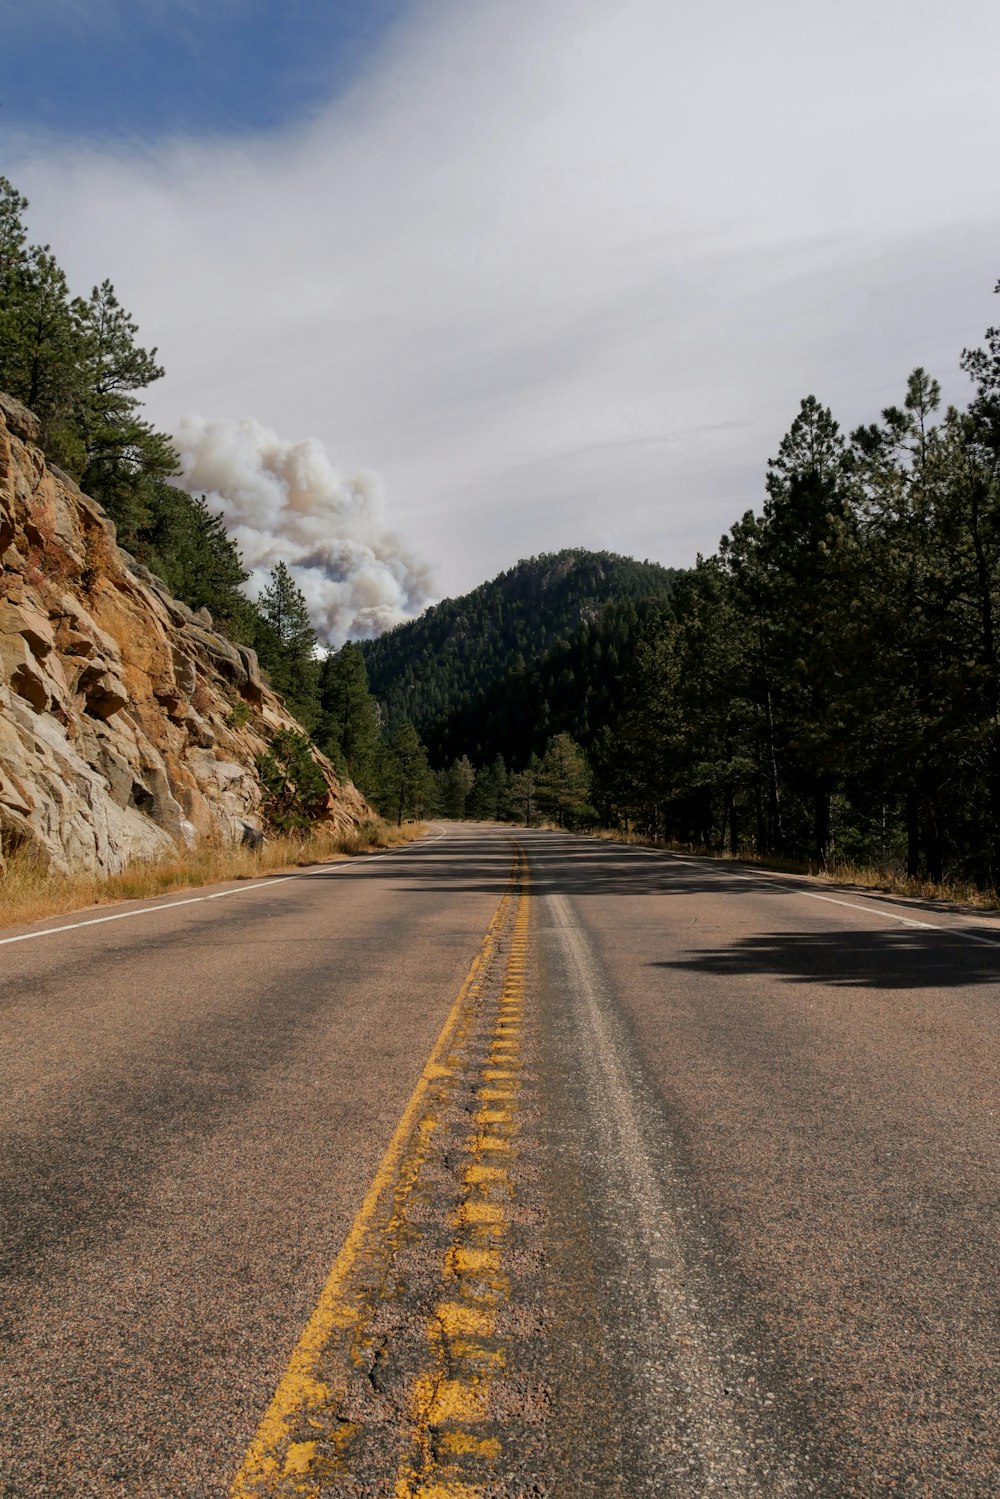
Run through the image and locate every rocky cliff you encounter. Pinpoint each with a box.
[0,392,371,876]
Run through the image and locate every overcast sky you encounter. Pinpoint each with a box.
[5,0,1000,618]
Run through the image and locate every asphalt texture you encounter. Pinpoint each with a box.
[1,825,998,1496]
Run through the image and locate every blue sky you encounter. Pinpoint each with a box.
[1,0,413,140]
[7,0,1000,637]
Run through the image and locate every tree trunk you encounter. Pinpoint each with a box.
[925,799,944,885]
[906,789,920,878]
[814,782,831,866]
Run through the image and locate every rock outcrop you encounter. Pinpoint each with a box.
[0,392,372,876]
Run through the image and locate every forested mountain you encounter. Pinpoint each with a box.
[598,344,1000,888]
[9,161,1000,889]
[360,549,678,760]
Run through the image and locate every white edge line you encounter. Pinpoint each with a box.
[604,838,1000,951]
[0,825,447,950]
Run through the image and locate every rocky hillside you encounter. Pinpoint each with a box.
[0,392,370,876]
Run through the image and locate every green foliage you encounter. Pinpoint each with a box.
[509,756,542,827]
[537,733,593,828]
[254,562,320,728]
[360,549,677,762]
[255,730,329,832]
[467,754,510,821]
[139,489,251,624]
[317,643,381,795]
[599,307,1000,888]
[436,755,477,819]
[374,722,434,825]
[359,551,676,772]
[0,180,174,543]
[0,174,270,651]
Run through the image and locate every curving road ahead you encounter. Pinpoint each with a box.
[1,825,998,1496]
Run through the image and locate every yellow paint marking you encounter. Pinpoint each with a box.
[464,1164,510,1184]
[472,1135,511,1151]
[436,1432,502,1460]
[447,1246,501,1275]
[422,1376,491,1424]
[282,1441,317,1477]
[447,1340,506,1367]
[392,846,530,1499]
[229,871,516,1498]
[436,1301,495,1338]
[455,1200,506,1225]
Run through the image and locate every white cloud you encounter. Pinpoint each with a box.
[11,0,1000,601]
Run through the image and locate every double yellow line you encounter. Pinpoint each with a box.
[231,848,530,1498]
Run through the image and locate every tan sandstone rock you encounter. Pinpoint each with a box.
[0,391,373,876]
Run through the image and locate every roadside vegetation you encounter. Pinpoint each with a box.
[0,176,446,834]
[369,288,1000,902]
[0,820,425,933]
[6,166,1000,903]
[582,828,1000,911]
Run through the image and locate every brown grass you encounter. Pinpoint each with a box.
[0,819,426,932]
[582,827,1000,912]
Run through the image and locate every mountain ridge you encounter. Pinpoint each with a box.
[360,547,679,766]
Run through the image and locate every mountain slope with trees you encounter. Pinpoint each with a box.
[360,549,678,761]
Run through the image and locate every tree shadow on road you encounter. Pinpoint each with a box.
[651,928,1000,990]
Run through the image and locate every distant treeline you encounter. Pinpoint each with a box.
[360,294,1000,891]
[599,334,1000,888]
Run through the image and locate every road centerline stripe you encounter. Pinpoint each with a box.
[229,844,529,1497]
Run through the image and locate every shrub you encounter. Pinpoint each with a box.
[255,729,329,832]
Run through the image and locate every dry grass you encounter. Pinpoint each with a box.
[583,827,1000,912]
[0,819,426,932]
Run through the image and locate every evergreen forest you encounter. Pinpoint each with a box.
[359,304,1000,890]
[6,171,1000,889]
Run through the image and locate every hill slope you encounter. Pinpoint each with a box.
[360,549,678,766]
[0,392,370,874]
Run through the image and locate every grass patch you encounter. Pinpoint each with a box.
[0,819,426,932]
[583,827,1000,912]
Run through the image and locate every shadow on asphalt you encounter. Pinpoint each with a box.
[651,929,1000,990]
[307,832,1000,990]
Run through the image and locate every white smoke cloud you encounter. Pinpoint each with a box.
[13,0,1000,595]
[172,415,434,645]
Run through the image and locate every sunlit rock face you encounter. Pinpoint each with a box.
[0,392,371,876]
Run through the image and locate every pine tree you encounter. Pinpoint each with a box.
[317,643,381,794]
[378,722,433,825]
[256,562,320,727]
[72,280,175,543]
[141,489,251,628]
[537,733,592,827]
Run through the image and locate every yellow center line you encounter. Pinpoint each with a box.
[393,851,532,1499]
[229,856,523,1498]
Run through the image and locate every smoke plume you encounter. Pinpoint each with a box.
[172,415,433,645]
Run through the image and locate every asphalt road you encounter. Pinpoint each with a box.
[1,825,998,1496]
